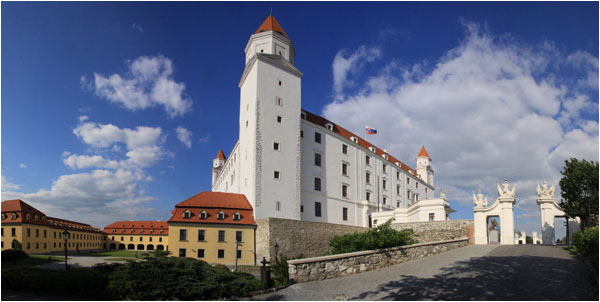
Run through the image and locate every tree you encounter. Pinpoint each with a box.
[559,158,599,230]
[526,236,533,244]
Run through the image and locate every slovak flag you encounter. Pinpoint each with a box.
[365,125,377,135]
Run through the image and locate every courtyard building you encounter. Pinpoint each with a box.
[103,221,168,252]
[1,199,104,253]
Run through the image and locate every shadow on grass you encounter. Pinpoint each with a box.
[352,254,597,301]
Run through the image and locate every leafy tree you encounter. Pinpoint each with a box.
[559,158,599,230]
[525,236,533,244]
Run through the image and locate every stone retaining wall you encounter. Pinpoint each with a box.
[288,238,469,283]
[391,219,474,243]
[256,218,368,261]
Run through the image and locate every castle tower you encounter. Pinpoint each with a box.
[212,149,226,186]
[237,15,302,220]
[416,146,434,186]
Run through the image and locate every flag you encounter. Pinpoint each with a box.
[365,125,377,135]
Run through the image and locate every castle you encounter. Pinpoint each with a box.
[211,15,454,228]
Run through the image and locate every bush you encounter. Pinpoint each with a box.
[1,267,110,300]
[108,256,263,300]
[271,256,290,287]
[572,226,599,269]
[1,249,28,262]
[329,220,416,254]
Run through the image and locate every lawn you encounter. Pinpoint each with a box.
[104,257,137,262]
[2,255,65,268]
[84,250,149,257]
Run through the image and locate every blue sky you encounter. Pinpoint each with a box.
[2,2,598,236]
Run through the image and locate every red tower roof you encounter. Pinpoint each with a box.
[216,149,226,160]
[255,15,288,38]
[418,146,430,158]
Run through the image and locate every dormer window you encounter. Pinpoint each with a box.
[351,136,358,143]
[112,229,116,233]
[121,229,125,233]
[233,212,241,221]
[1,213,5,220]
[41,217,46,223]
[369,146,375,153]
[199,210,207,220]
[159,230,164,234]
[131,229,135,233]
[217,211,225,220]
[383,154,388,160]
[301,112,306,120]
[149,230,154,234]
[11,213,16,220]
[325,123,333,131]
[140,230,144,233]
[26,213,31,220]
[183,210,191,219]
[34,215,39,221]
[395,162,400,166]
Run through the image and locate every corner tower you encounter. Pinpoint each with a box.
[212,149,226,186]
[238,15,302,220]
[416,146,434,186]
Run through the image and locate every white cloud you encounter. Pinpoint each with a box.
[63,154,123,170]
[1,169,158,227]
[323,21,598,235]
[19,163,27,168]
[131,23,144,33]
[175,126,192,148]
[73,120,166,167]
[198,134,210,143]
[2,175,20,190]
[333,45,381,98]
[93,55,192,118]
[78,115,89,123]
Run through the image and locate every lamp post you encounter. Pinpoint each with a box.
[62,228,70,270]
[274,242,279,263]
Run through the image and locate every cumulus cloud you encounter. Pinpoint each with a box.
[175,126,192,148]
[323,21,598,234]
[1,169,157,227]
[73,120,167,167]
[92,55,192,118]
[333,46,382,98]
[2,175,20,191]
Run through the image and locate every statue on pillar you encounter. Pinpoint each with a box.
[473,189,488,207]
[497,179,516,198]
[536,180,555,198]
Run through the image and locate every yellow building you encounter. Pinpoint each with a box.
[103,221,168,252]
[1,199,105,253]
[168,192,256,266]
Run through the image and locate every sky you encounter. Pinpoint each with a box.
[2,2,598,237]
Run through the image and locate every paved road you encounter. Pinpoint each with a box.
[254,245,597,301]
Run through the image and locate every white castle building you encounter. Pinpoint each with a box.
[211,15,454,228]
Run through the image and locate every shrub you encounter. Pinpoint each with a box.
[1,249,28,262]
[271,256,290,287]
[329,220,416,254]
[572,226,599,269]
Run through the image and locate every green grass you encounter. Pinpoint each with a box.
[104,257,137,262]
[84,250,149,257]
[2,255,65,268]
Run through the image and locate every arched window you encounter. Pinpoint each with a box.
[217,211,225,220]
[183,210,191,219]
[199,210,208,220]
[233,212,241,221]
[26,213,31,220]
[34,215,38,222]
[11,213,16,220]
[1,213,6,220]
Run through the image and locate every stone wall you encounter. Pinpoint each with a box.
[288,238,469,283]
[391,219,474,243]
[256,218,367,261]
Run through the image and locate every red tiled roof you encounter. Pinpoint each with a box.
[103,220,168,235]
[418,146,430,158]
[302,110,422,179]
[169,192,255,225]
[216,149,226,160]
[255,15,288,38]
[1,199,101,233]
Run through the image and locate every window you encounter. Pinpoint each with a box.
[183,210,191,219]
[237,250,242,259]
[314,153,321,166]
[301,112,306,119]
[315,132,321,143]
[366,172,371,184]
[130,237,134,241]
[342,163,348,176]
[35,229,39,237]
[246,120,248,128]
[200,211,207,220]
[383,164,387,173]
[218,230,226,242]
[11,213,16,220]
[429,213,435,222]
[366,191,371,201]
[314,177,321,191]
[233,212,241,221]
[342,207,348,221]
[278,81,282,86]
[217,211,225,220]
[218,249,225,259]
[397,172,400,180]
[1,213,5,220]
[27,228,30,237]
[274,142,280,150]
[351,136,358,143]
[276,201,281,211]
[425,188,428,194]
[198,230,205,241]
[276,97,283,106]
[159,237,162,242]
[383,197,387,205]
[179,229,187,241]
[236,231,243,242]
[179,248,186,258]
[121,236,124,241]
[416,182,419,189]
[397,185,401,195]
[342,184,348,198]
[300,205,304,212]
[382,179,387,190]
[300,130,304,138]
[366,156,371,165]
[274,171,280,179]
[315,202,322,217]
[407,178,410,184]
[277,116,282,123]
[1,228,3,237]
[342,144,348,154]
[26,213,30,220]
[140,237,143,242]
[198,249,205,258]
[34,215,38,221]
[150,237,153,242]
[397,201,400,208]
[36,243,39,249]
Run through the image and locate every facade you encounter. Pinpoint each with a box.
[1,199,104,253]
[168,191,256,266]
[103,221,168,252]
[211,15,448,228]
